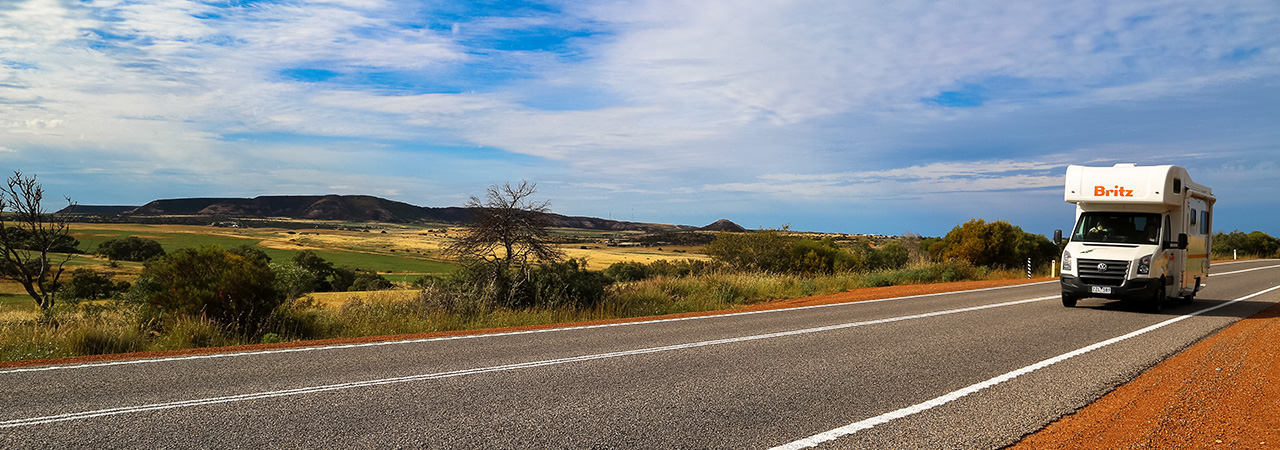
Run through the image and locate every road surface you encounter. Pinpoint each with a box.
[3,259,1278,449]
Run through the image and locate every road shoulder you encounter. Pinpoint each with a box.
[1009,301,1280,449]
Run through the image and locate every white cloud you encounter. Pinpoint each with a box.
[0,0,1276,233]
[704,160,1065,200]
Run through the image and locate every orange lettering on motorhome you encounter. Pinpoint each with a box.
[1093,185,1134,197]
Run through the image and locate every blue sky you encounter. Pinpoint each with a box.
[1,0,1277,237]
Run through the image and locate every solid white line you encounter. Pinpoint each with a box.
[0,281,1056,375]
[0,295,1056,428]
[1212,259,1280,266]
[769,283,1280,450]
[1213,263,1280,277]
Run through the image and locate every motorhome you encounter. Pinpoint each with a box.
[1057,164,1215,312]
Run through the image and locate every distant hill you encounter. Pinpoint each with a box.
[700,219,746,232]
[59,195,685,232]
[58,205,137,215]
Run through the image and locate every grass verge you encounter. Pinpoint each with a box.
[2,261,1033,363]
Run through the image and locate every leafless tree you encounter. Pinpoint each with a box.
[445,181,564,270]
[0,171,76,311]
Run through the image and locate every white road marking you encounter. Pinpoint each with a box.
[1213,263,1280,277]
[770,283,1280,450]
[0,281,1055,375]
[0,295,1056,428]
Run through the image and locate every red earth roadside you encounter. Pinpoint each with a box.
[1009,301,1280,449]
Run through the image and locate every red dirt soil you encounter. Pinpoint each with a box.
[1010,301,1280,449]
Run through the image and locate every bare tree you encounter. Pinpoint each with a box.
[0,171,76,311]
[445,181,564,269]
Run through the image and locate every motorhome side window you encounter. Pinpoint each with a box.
[1190,209,1197,226]
[1201,211,1210,234]
[1073,212,1162,244]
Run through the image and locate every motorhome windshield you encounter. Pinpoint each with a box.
[1072,212,1162,245]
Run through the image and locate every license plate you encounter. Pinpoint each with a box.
[1091,286,1112,294]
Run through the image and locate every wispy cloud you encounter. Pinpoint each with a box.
[0,0,1276,234]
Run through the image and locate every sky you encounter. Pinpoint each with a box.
[1,0,1277,237]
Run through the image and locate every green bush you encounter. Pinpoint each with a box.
[292,250,356,292]
[132,245,282,334]
[1213,230,1280,258]
[529,259,612,309]
[604,261,651,282]
[273,263,319,301]
[350,271,394,291]
[928,219,1058,270]
[704,229,794,273]
[96,236,165,262]
[57,268,130,302]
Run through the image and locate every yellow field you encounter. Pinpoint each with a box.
[559,244,708,270]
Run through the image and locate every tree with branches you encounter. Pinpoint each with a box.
[0,171,77,311]
[445,181,564,270]
[443,181,566,308]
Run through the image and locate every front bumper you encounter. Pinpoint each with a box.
[1061,275,1162,301]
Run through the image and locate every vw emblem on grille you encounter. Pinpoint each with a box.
[1097,263,1108,272]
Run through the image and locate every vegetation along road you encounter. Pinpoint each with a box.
[2,260,1277,449]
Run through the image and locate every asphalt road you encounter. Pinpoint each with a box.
[3,259,1278,449]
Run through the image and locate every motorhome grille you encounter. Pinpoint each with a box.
[1077,259,1129,286]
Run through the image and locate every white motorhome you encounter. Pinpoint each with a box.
[1057,164,1215,312]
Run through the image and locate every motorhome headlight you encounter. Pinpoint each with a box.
[1062,250,1072,272]
[1138,255,1152,275]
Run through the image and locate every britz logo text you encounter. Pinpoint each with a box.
[1094,185,1134,197]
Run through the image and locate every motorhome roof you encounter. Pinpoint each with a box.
[1064,164,1213,206]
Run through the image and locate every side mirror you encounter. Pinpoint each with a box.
[1178,233,1189,250]
[1053,229,1063,245]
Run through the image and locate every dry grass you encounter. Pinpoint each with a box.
[558,244,708,270]
[304,289,421,308]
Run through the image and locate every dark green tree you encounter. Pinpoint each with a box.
[704,228,795,273]
[349,270,393,291]
[96,236,166,262]
[291,250,355,292]
[929,219,1057,270]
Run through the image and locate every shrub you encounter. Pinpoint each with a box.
[132,245,282,334]
[57,268,130,302]
[96,236,165,262]
[928,219,1058,270]
[604,261,651,282]
[1213,230,1280,258]
[704,228,794,273]
[528,259,612,309]
[273,263,319,301]
[291,250,356,292]
[350,271,394,291]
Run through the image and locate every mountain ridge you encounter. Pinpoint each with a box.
[59,194,732,232]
